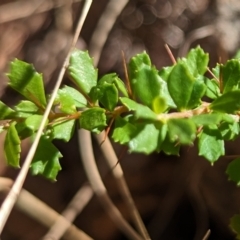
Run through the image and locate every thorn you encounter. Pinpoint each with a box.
[100,118,114,146]
[207,67,219,83]
[164,44,176,64]
[121,50,133,98]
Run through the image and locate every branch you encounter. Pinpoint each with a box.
[95,132,150,239]
[78,129,143,240]
[0,0,92,233]
[0,178,93,240]
[42,183,93,240]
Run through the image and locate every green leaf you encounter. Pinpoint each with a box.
[204,78,220,99]
[230,214,240,239]
[68,50,97,95]
[184,46,209,76]
[58,85,87,108]
[4,122,21,167]
[226,158,240,186]
[219,121,239,140]
[15,122,34,139]
[15,101,39,118]
[152,96,168,114]
[160,133,180,156]
[222,60,240,93]
[56,88,77,114]
[167,61,195,111]
[156,122,168,152]
[128,52,164,108]
[89,86,103,104]
[112,116,137,144]
[167,118,196,145]
[210,90,240,113]
[198,125,224,164]
[158,66,174,81]
[79,107,106,133]
[191,113,223,126]
[0,101,15,119]
[98,83,118,111]
[7,59,46,106]
[25,115,44,131]
[98,73,128,97]
[31,136,62,180]
[120,97,157,120]
[187,76,206,109]
[51,119,75,142]
[128,123,159,154]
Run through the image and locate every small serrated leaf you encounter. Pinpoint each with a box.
[230,214,240,239]
[51,119,76,142]
[112,116,137,144]
[128,123,159,154]
[25,115,45,131]
[56,88,77,114]
[31,136,62,180]
[187,76,206,109]
[0,101,15,119]
[204,78,220,99]
[98,82,118,111]
[80,108,106,133]
[98,73,128,97]
[226,158,240,186]
[160,133,180,156]
[68,50,97,95]
[15,100,39,118]
[191,113,223,126]
[198,125,224,164]
[184,46,209,76]
[222,60,240,93]
[129,52,163,108]
[167,118,196,145]
[7,59,46,106]
[210,90,240,113]
[4,122,21,167]
[120,97,157,120]
[152,96,167,114]
[219,121,239,140]
[167,61,195,111]
[58,85,87,108]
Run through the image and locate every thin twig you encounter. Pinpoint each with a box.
[121,50,133,98]
[202,229,211,240]
[0,178,92,240]
[164,44,176,64]
[42,183,93,240]
[0,0,92,233]
[89,0,129,66]
[17,189,93,240]
[78,129,143,240]
[95,132,151,240]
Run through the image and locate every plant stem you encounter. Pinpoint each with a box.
[78,129,143,240]
[0,177,92,240]
[95,132,151,240]
[0,0,92,233]
[42,183,93,240]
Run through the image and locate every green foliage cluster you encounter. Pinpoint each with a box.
[1,47,240,181]
[2,46,240,237]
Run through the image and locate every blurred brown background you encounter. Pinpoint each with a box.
[1,0,240,239]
